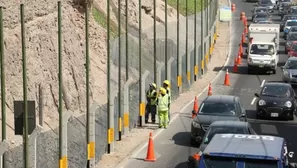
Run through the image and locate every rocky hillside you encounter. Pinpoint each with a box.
[0,0,178,146]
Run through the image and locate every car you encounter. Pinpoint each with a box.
[289,6,297,15]
[285,26,297,39]
[190,95,247,145]
[251,7,269,20]
[198,121,256,151]
[280,3,293,18]
[284,20,297,37]
[285,32,297,53]
[252,12,271,23]
[280,15,297,31]
[258,0,274,12]
[288,42,297,57]
[282,57,297,84]
[254,82,297,120]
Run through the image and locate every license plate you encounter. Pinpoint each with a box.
[271,113,279,117]
[259,65,264,67]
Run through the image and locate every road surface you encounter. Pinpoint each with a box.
[122,1,297,168]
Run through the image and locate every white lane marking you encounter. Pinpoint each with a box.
[117,0,234,167]
[260,80,266,87]
[251,97,256,105]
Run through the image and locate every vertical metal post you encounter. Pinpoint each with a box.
[117,0,122,140]
[165,0,168,79]
[200,0,204,75]
[138,0,143,127]
[206,0,209,37]
[153,0,157,83]
[194,0,197,81]
[85,2,93,167]
[0,6,6,168]
[186,0,189,83]
[176,0,181,91]
[107,0,112,154]
[57,2,67,168]
[20,4,29,168]
[125,0,129,80]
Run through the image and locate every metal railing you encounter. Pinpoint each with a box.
[0,0,220,167]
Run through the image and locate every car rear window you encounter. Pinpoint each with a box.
[199,102,237,116]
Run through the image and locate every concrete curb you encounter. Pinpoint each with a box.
[115,0,233,167]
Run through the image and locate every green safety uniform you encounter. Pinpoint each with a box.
[158,94,169,128]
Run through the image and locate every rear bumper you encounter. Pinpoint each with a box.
[248,64,276,71]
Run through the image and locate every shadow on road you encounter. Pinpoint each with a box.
[172,132,193,147]
[175,161,188,168]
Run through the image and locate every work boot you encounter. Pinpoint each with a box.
[152,120,156,124]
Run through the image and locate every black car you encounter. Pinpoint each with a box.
[255,82,297,120]
[198,121,256,151]
[190,95,247,145]
[251,7,269,21]
[280,15,297,31]
[258,0,274,12]
[252,12,271,23]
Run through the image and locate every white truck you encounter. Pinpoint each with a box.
[247,24,280,74]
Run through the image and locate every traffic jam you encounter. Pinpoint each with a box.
[187,0,297,168]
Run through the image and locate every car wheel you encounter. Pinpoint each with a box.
[288,115,294,121]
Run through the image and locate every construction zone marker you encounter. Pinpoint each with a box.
[192,96,199,119]
[208,83,212,96]
[144,132,156,162]
[233,58,238,73]
[224,69,230,86]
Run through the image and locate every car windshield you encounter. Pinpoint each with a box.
[287,21,297,26]
[260,0,272,4]
[244,159,278,168]
[258,21,272,24]
[261,85,291,97]
[288,33,297,40]
[256,8,267,13]
[203,127,246,144]
[289,27,297,32]
[199,102,237,116]
[203,156,236,168]
[291,8,297,13]
[285,59,297,69]
[250,44,275,55]
[255,13,268,18]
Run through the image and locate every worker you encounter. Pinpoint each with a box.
[157,87,169,128]
[145,83,158,124]
[163,80,171,123]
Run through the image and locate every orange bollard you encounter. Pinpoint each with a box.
[145,132,156,162]
[245,26,248,34]
[224,69,230,86]
[239,42,243,57]
[241,33,245,44]
[237,54,242,65]
[208,83,212,96]
[240,12,245,20]
[192,96,199,119]
[233,60,238,73]
[231,4,236,12]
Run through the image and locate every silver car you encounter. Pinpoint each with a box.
[285,26,297,39]
[281,57,297,84]
[252,12,271,23]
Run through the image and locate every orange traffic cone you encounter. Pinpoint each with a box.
[192,97,199,119]
[241,33,245,43]
[145,132,156,162]
[192,153,201,161]
[224,69,230,86]
[231,4,235,12]
[245,26,248,34]
[237,54,241,65]
[240,12,245,21]
[243,17,247,27]
[239,42,243,57]
[208,83,212,96]
[233,60,238,73]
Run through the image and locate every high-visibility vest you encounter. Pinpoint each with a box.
[146,89,157,105]
[158,94,169,111]
[165,87,171,103]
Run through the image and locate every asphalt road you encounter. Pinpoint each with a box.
[122,1,297,168]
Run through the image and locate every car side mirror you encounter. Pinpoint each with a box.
[254,93,260,97]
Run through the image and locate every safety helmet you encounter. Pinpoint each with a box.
[150,83,157,88]
[163,80,170,86]
[159,87,166,95]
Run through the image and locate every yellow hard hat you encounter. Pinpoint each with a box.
[163,80,170,86]
[150,83,157,88]
[159,87,166,94]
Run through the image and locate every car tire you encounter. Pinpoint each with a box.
[288,113,294,121]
